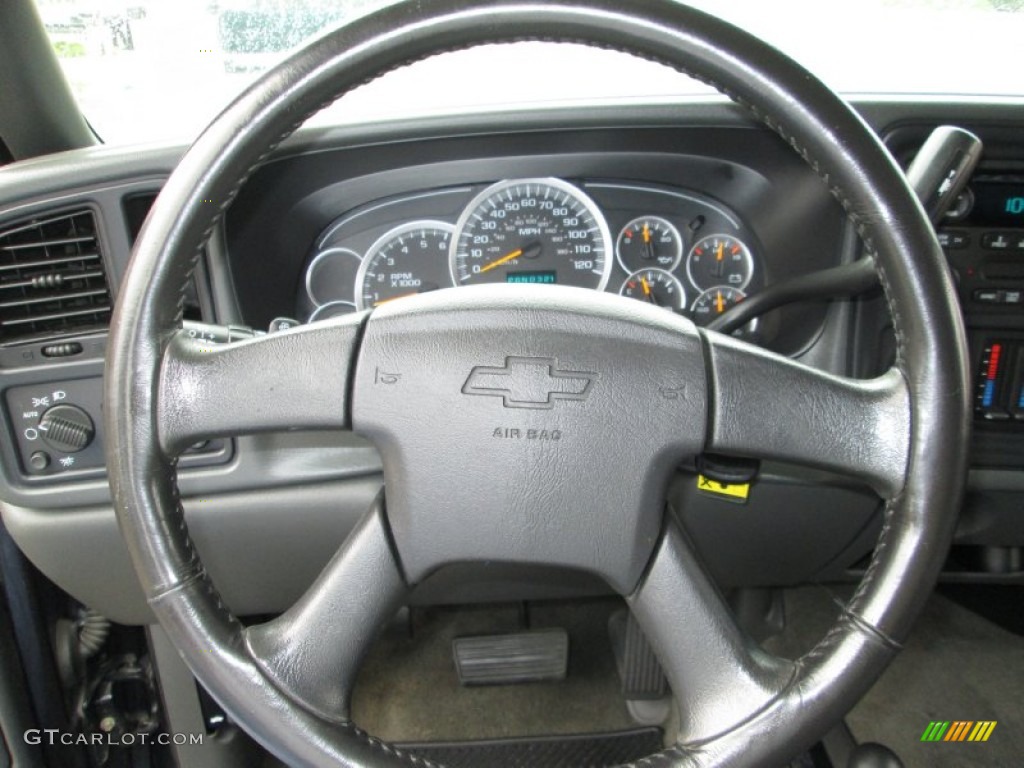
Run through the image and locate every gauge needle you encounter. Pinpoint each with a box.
[641,223,656,261]
[478,241,541,274]
[373,283,439,306]
[642,276,663,307]
[715,289,725,314]
[711,241,725,277]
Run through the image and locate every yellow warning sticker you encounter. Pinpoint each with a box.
[697,475,750,502]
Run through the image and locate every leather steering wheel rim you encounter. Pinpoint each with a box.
[105,1,971,766]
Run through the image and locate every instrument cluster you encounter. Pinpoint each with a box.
[297,178,761,327]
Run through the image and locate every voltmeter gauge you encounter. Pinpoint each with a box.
[619,269,686,312]
[691,286,751,327]
[616,216,683,273]
[686,234,754,291]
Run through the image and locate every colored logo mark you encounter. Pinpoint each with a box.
[921,721,997,742]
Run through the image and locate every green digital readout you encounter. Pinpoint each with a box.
[506,271,557,284]
[973,181,1024,225]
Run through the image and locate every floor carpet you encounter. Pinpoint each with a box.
[770,586,1024,768]
[349,588,1024,767]
[351,599,636,743]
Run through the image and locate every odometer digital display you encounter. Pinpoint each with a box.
[450,178,612,291]
[507,271,556,284]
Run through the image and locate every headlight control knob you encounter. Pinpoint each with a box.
[38,404,95,453]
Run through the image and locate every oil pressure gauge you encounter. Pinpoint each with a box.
[616,216,683,273]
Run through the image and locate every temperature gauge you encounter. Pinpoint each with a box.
[619,269,686,312]
[616,216,683,273]
[691,286,749,327]
[686,234,753,291]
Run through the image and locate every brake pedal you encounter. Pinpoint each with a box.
[452,629,568,686]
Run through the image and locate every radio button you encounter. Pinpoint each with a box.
[938,230,970,249]
[982,232,1013,250]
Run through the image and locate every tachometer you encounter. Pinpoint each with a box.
[356,221,454,310]
[451,178,611,290]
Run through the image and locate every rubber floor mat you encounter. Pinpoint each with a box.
[398,727,664,768]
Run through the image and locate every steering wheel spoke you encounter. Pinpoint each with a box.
[157,314,365,455]
[244,494,406,722]
[704,331,911,498]
[629,517,794,745]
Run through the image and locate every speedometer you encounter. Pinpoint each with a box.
[450,178,612,291]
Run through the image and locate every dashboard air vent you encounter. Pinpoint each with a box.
[0,209,112,344]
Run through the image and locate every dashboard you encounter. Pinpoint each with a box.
[295,177,761,328]
[1,100,1023,625]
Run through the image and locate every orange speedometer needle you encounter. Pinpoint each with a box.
[642,223,651,244]
[479,248,523,274]
[716,241,724,261]
[478,241,541,274]
[715,290,725,313]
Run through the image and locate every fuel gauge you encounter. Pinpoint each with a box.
[619,269,686,312]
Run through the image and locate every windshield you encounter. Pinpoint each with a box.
[33,0,1024,146]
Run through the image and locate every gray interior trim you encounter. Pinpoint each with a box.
[0,1,97,159]
[1,477,382,624]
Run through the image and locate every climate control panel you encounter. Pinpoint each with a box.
[975,339,1024,422]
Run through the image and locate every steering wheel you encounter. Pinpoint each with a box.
[105,1,970,765]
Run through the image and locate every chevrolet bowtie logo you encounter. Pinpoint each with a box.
[462,357,597,409]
